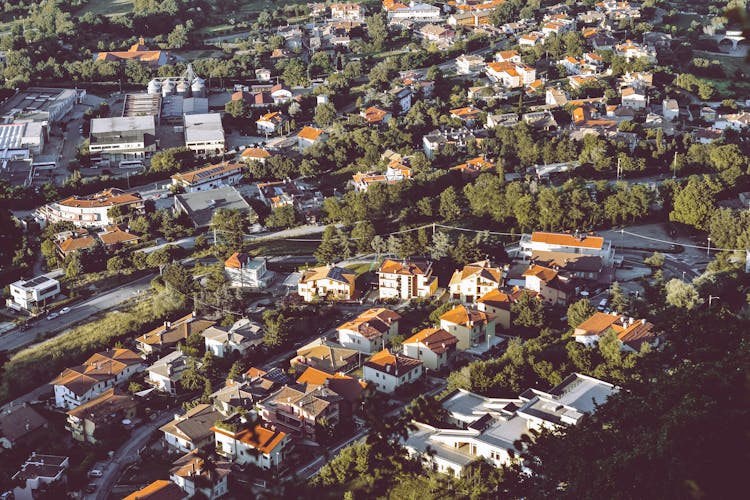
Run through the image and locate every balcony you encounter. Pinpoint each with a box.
[216,446,235,459]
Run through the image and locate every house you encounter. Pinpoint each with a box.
[402,328,459,371]
[390,86,412,115]
[170,162,243,193]
[692,127,723,144]
[146,351,194,395]
[662,98,679,121]
[714,112,750,131]
[331,2,365,20]
[495,50,521,63]
[476,288,521,330]
[255,68,271,81]
[136,313,215,356]
[486,112,518,128]
[258,384,344,442]
[621,87,647,110]
[448,260,504,303]
[419,24,455,42]
[94,37,168,68]
[614,40,656,62]
[520,231,615,266]
[295,366,367,418]
[169,450,231,500]
[12,454,69,500]
[241,147,272,164]
[65,388,139,444]
[89,115,157,164]
[256,111,288,135]
[124,480,188,500]
[450,156,495,178]
[0,405,48,453]
[52,349,145,410]
[202,324,264,358]
[98,224,140,248]
[352,160,412,191]
[291,338,360,374]
[270,83,293,104]
[183,113,225,157]
[574,311,657,352]
[522,264,573,305]
[160,404,225,454]
[297,126,327,151]
[449,106,483,125]
[363,349,423,393]
[522,110,559,130]
[377,258,438,300]
[6,273,61,312]
[699,106,717,123]
[422,128,478,159]
[37,188,144,228]
[224,252,272,288]
[213,420,290,470]
[360,106,392,125]
[337,308,402,354]
[405,374,617,477]
[456,54,486,75]
[173,186,257,230]
[518,33,543,47]
[486,61,536,88]
[298,265,356,302]
[439,305,497,353]
[384,1,441,21]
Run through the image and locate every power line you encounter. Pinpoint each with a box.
[619,229,747,253]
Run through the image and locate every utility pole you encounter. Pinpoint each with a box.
[707,237,711,257]
[616,156,622,180]
[672,151,677,179]
[708,295,719,310]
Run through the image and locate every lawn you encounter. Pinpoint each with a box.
[345,262,376,276]
[77,0,134,17]
[246,238,320,257]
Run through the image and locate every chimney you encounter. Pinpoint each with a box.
[641,319,646,325]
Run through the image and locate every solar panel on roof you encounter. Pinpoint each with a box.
[23,276,51,287]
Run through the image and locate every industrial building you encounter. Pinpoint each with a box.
[184,113,225,157]
[0,87,77,124]
[121,93,161,124]
[160,96,210,126]
[89,115,157,164]
[146,64,207,99]
[0,122,45,161]
[174,186,256,229]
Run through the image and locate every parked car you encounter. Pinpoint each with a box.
[88,470,103,478]
[597,298,608,311]
[59,307,71,315]
[46,312,59,320]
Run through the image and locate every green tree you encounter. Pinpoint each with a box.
[669,176,718,231]
[665,279,703,310]
[351,221,377,253]
[567,299,596,329]
[314,102,337,128]
[511,291,547,334]
[439,186,465,221]
[224,98,250,119]
[263,309,292,348]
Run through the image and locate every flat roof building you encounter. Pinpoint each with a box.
[37,188,144,228]
[174,186,256,229]
[171,162,243,193]
[184,113,225,157]
[122,93,161,124]
[6,273,61,312]
[89,115,157,163]
[0,87,76,124]
[0,121,45,159]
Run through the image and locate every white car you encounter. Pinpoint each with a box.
[59,307,71,315]
[46,312,59,320]
[88,470,103,478]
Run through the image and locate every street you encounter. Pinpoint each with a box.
[0,273,155,352]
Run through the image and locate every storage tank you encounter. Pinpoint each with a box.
[191,77,206,97]
[176,79,189,97]
[161,79,175,97]
[147,79,161,95]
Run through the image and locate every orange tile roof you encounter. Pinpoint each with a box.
[439,304,494,327]
[241,147,271,159]
[450,106,482,119]
[258,111,285,123]
[402,327,458,354]
[57,188,142,209]
[337,308,401,340]
[300,265,356,288]
[531,231,604,249]
[451,156,495,174]
[297,126,324,141]
[296,366,367,401]
[58,235,96,254]
[99,226,139,246]
[449,260,503,284]
[51,349,143,396]
[378,259,431,276]
[362,106,389,123]
[523,264,559,283]
[365,349,422,375]
[123,480,185,500]
[212,424,286,454]
[477,288,522,308]
[136,313,215,349]
[497,50,519,60]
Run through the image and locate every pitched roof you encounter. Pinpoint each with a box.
[294,340,359,373]
[170,162,243,185]
[402,328,458,354]
[58,235,97,254]
[574,312,656,349]
[297,126,324,141]
[449,260,503,286]
[378,258,431,276]
[66,388,138,423]
[364,349,422,376]
[530,231,604,249]
[159,404,223,443]
[337,308,401,340]
[212,424,287,454]
[241,147,271,159]
[295,366,367,402]
[439,304,494,327]
[98,226,139,246]
[123,480,186,500]
[169,450,231,482]
[300,265,356,287]
[522,264,559,283]
[51,349,143,396]
[0,405,48,443]
[136,313,216,350]
[57,188,142,209]
[477,288,521,309]
[362,106,390,123]
[531,250,603,273]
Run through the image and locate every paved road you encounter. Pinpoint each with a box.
[0,273,154,352]
[88,412,173,500]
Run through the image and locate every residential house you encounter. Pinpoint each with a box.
[662,98,679,121]
[402,328,459,371]
[573,311,658,352]
[448,260,504,303]
[52,349,145,410]
[700,106,717,123]
[519,231,615,266]
[169,450,231,500]
[495,50,521,63]
[240,147,272,164]
[97,224,140,248]
[6,273,61,312]
[202,323,264,358]
[363,349,423,393]
[476,288,521,330]
[124,480,187,500]
[56,232,97,258]
[486,113,518,128]
[213,420,290,470]
[65,388,138,444]
[405,374,617,477]
[297,126,327,151]
[450,157,495,178]
[522,264,572,305]
[12,454,69,500]
[390,86,412,115]
[621,87,647,110]
[331,2,365,20]
[351,164,412,192]
[270,83,293,104]
[291,338,360,374]
[439,305,497,353]
[714,112,750,131]
[135,313,216,356]
[258,384,344,442]
[256,111,288,135]
[486,61,536,88]
[295,366,367,420]
[298,265,356,302]
[37,188,144,228]
[419,24,455,42]
[377,258,438,300]
[0,405,48,453]
[160,404,225,454]
[146,351,194,395]
[170,162,243,193]
[456,54,486,75]
[449,106,483,126]
[518,33,543,47]
[384,1,441,21]
[337,308,402,354]
[224,252,272,288]
[361,106,392,125]
[692,127,723,144]
[422,128,478,159]
[614,40,656,62]
[94,38,168,68]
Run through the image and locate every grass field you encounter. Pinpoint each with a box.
[77,0,134,17]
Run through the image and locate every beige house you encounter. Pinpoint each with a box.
[298,265,356,302]
[402,328,459,371]
[448,260,505,304]
[66,388,138,444]
[574,311,657,352]
[377,259,438,300]
[476,288,522,330]
[522,264,572,306]
[337,308,401,354]
[439,305,496,353]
